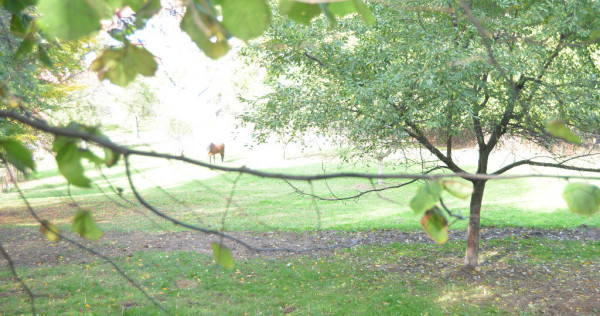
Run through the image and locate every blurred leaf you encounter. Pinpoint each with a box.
[40,220,61,242]
[2,0,37,14]
[15,36,35,59]
[90,44,157,86]
[0,137,35,174]
[220,0,270,41]
[38,0,105,40]
[79,149,104,165]
[442,180,473,199]
[181,4,230,59]
[123,0,145,11]
[211,242,235,269]
[352,0,375,26]
[420,207,448,244]
[279,0,321,25]
[103,148,120,167]
[563,183,600,216]
[38,44,54,68]
[10,13,32,37]
[134,0,161,28]
[409,180,442,215]
[54,140,91,188]
[328,1,355,17]
[546,120,582,144]
[72,209,103,240]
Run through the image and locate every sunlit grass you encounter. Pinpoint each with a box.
[1,154,599,232]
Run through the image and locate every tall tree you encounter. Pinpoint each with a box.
[241,0,600,268]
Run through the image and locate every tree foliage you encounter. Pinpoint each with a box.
[240,0,600,267]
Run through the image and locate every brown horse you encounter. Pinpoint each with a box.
[207,143,225,163]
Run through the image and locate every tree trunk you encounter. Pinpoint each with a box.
[134,115,140,140]
[377,157,384,185]
[464,180,487,269]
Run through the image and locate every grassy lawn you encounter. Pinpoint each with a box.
[1,154,599,315]
[1,155,599,233]
[1,239,598,315]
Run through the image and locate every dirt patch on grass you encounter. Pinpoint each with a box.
[1,226,598,267]
[1,226,599,314]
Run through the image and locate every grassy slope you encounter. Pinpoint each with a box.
[1,155,598,232]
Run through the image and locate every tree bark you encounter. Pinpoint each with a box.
[464,180,486,269]
[377,157,384,185]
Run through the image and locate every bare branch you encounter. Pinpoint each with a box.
[124,155,360,253]
[284,166,448,201]
[5,166,168,313]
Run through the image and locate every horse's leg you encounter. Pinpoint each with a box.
[220,152,224,162]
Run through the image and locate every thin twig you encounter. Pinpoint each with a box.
[5,166,168,313]
[0,242,36,315]
[124,154,360,253]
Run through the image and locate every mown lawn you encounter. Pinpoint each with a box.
[1,239,598,315]
[1,154,599,315]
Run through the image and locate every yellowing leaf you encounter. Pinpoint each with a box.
[409,180,442,215]
[420,207,448,244]
[546,120,582,144]
[212,242,235,269]
[72,210,103,240]
[90,44,158,87]
[40,220,61,242]
[441,180,473,199]
[563,183,600,216]
[180,4,230,59]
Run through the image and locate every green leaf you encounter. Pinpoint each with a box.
[220,0,270,41]
[79,149,104,165]
[38,0,105,40]
[352,0,375,26]
[563,183,600,216]
[40,220,61,242]
[0,137,35,174]
[441,180,473,199]
[38,44,54,68]
[279,0,321,25]
[134,0,161,28]
[211,242,235,269]
[10,13,32,37]
[328,1,355,17]
[54,140,91,188]
[15,36,35,59]
[103,147,119,167]
[181,4,230,59]
[122,0,145,11]
[2,0,37,14]
[420,207,448,244]
[409,180,442,215]
[90,44,158,87]
[72,209,103,240]
[546,120,582,144]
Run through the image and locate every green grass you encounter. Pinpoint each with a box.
[1,156,599,233]
[2,155,599,314]
[2,239,598,315]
